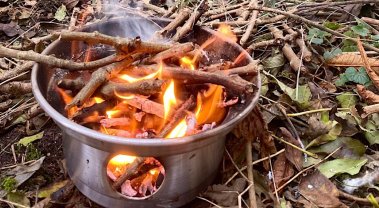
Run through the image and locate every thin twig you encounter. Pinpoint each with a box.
[272,134,318,158]
[225,148,249,182]
[245,140,258,208]
[269,154,280,204]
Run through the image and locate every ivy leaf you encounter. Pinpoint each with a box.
[352,24,370,37]
[342,39,358,52]
[310,137,366,159]
[307,28,331,45]
[336,93,358,108]
[307,121,342,148]
[276,80,312,108]
[318,158,367,178]
[324,21,341,30]
[54,5,67,21]
[335,67,371,86]
[323,48,342,61]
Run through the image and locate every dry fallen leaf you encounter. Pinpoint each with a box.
[327,53,379,74]
[280,127,304,171]
[271,153,294,191]
[299,171,347,208]
[356,84,379,104]
[202,178,246,207]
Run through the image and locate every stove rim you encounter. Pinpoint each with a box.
[31,17,261,148]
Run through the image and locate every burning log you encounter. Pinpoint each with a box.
[100,117,130,128]
[72,99,115,121]
[158,95,196,137]
[113,157,147,190]
[133,65,255,94]
[57,77,85,91]
[66,59,132,109]
[101,79,166,97]
[123,96,164,119]
[148,42,194,63]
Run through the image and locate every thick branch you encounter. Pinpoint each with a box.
[159,8,191,35]
[0,81,32,95]
[0,61,34,83]
[0,46,125,71]
[53,31,172,54]
[123,96,164,118]
[240,0,259,46]
[101,79,165,97]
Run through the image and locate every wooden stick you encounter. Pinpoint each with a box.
[162,5,177,18]
[159,8,191,35]
[101,79,166,97]
[123,96,164,118]
[131,65,255,94]
[142,2,167,14]
[57,77,85,91]
[246,140,258,208]
[148,42,194,63]
[282,23,312,62]
[269,26,308,73]
[172,2,208,41]
[246,34,296,52]
[240,0,259,46]
[0,81,32,95]
[53,31,172,54]
[0,61,34,83]
[71,100,115,121]
[158,95,196,137]
[66,59,132,109]
[113,157,146,190]
[0,46,127,71]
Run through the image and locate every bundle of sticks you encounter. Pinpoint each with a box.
[55,29,258,139]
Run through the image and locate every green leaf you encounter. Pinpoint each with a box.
[336,67,371,86]
[17,131,44,146]
[342,39,357,52]
[54,5,67,21]
[336,93,358,108]
[323,48,342,61]
[307,121,342,148]
[318,158,367,178]
[364,121,379,145]
[323,21,341,30]
[262,51,285,70]
[38,180,69,198]
[352,24,370,37]
[276,80,312,108]
[372,34,379,41]
[307,27,331,45]
[310,137,366,159]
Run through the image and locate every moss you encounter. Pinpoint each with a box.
[25,144,42,161]
[1,177,17,192]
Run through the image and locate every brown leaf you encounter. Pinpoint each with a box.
[299,171,347,208]
[271,153,294,191]
[0,22,25,37]
[232,107,277,170]
[280,127,304,171]
[357,38,379,90]
[303,116,329,140]
[326,53,379,74]
[356,84,379,104]
[203,178,246,207]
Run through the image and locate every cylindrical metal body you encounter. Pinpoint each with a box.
[32,17,260,207]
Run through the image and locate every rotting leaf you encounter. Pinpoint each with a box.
[364,121,379,145]
[0,157,45,197]
[336,93,358,108]
[271,75,311,108]
[299,171,345,207]
[307,121,342,148]
[38,180,69,198]
[54,5,67,21]
[318,158,367,178]
[271,153,294,190]
[280,127,303,171]
[262,50,285,73]
[17,131,44,146]
[202,178,246,207]
[323,21,342,30]
[0,22,25,37]
[6,191,30,208]
[310,137,366,159]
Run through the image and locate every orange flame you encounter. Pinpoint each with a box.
[107,154,137,178]
[163,80,177,120]
[196,85,225,125]
[217,23,237,43]
[180,56,195,70]
[106,110,121,118]
[56,87,77,118]
[119,63,163,83]
[114,91,135,100]
[93,97,105,104]
[166,119,187,138]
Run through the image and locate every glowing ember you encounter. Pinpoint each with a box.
[217,23,237,43]
[106,110,121,118]
[163,80,177,120]
[114,91,135,100]
[93,97,105,104]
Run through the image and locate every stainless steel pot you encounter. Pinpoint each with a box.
[31,16,260,208]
